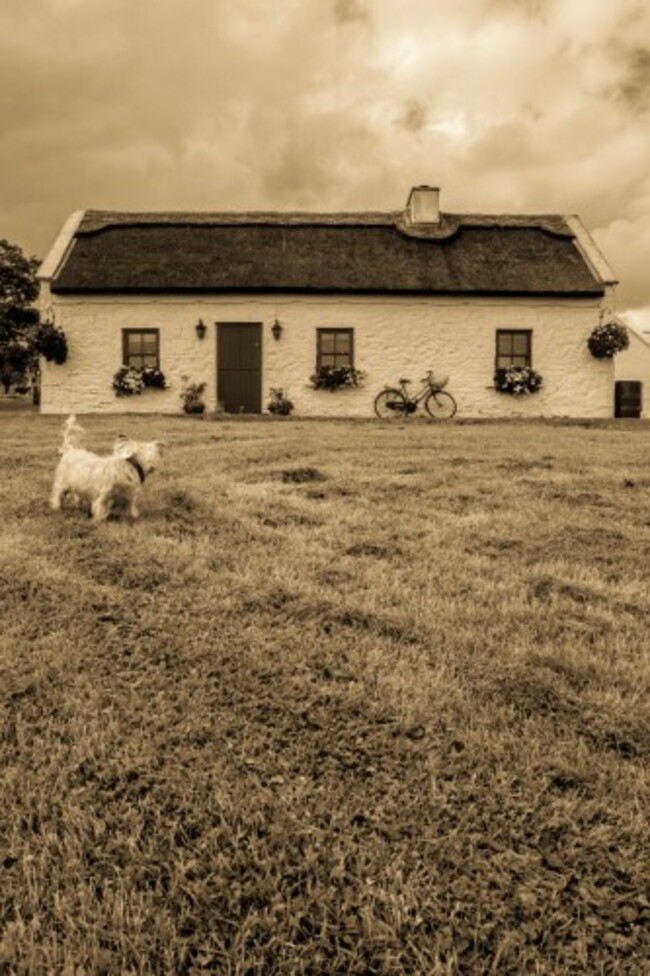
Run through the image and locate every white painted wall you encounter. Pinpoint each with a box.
[615,326,650,418]
[39,289,614,417]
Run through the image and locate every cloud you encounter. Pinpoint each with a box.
[0,0,649,315]
[594,212,650,308]
[333,0,370,27]
[617,47,650,110]
[398,101,428,134]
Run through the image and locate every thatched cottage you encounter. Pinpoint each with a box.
[38,186,618,417]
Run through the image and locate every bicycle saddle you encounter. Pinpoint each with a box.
[399,377,411,385]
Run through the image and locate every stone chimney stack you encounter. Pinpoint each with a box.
[406,185,440,224]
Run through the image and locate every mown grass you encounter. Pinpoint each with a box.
[1,411,649,974]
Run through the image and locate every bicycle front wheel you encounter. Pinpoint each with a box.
[374,389,408,419]
[425,390,457,420]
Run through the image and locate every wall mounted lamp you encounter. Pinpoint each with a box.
[195,319,207,340]
[271,319,283,341]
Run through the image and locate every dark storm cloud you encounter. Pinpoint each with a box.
[333,0,370,27]
[618,47,650,110]
[398,101,428,134]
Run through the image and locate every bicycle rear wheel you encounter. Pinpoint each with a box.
[374,389,408,419]
[424,390,457,420]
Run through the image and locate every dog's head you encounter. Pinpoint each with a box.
[59,414,85,453]
[113,436,162,476]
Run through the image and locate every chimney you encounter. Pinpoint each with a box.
[406,185,440,224]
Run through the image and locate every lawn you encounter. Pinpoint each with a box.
[1,412,649,974]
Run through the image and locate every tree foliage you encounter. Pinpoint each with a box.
[0,239,40,392]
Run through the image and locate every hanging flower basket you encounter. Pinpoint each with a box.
[113,365,168,396]
[494,365,543,396]
[36,323,68,364]
[310,365,366,391]
[587,320,629,359]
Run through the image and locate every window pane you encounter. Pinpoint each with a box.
[512,334,529,356]
[318,329,353,370]
[497,333,513,357]
[124,330,159,368]
[125,333,141,356]
[496,331,531,368]
[334,333,351,354]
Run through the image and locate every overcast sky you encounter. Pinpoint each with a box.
[2,0,649,326]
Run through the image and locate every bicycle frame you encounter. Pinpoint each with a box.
[374,370,456,420]
[397,371,446,407]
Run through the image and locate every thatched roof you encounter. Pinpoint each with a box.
[49,209,605,296]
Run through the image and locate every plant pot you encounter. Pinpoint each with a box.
[184,402,205,415]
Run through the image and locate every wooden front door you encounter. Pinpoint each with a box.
[217,323,262,413]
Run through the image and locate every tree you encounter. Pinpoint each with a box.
[0,239,40,393]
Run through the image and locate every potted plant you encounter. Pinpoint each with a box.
[494,365,543,396]
[309,364,366,391]
[266,387,294,416]
[180,379,207,414]
[587,320,629,359]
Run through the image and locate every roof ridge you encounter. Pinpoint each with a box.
[77,209,574,238]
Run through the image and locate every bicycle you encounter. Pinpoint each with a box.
[374,370,457,420]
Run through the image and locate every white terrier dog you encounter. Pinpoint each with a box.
[50,415,162,522]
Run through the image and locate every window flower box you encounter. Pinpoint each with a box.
[113,365,168,397]
[310,365,366,391]
[494,365,543,396]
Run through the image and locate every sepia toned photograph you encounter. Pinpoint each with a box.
[1,1,649,973]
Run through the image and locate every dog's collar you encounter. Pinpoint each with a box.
[125,455,146,484]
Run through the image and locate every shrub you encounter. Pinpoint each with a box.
[36,323,68,364]
[494,365,543,396]
[587,320,629,359]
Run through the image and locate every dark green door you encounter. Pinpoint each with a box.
[217,323,262,413]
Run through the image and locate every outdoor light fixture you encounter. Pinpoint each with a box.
[195,319,207,340]
[271,319,282,341]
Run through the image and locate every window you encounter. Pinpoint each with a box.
[316,328,353,370]
[496,330,532,369]
[123,329,160,369]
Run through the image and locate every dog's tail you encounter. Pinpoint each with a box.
[59,414,85,453]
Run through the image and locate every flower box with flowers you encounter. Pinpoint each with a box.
[310,365,366,391]
[494,365,543,396]
[113,365,168,397]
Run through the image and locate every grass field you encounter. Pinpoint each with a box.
[1,411,649,975]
